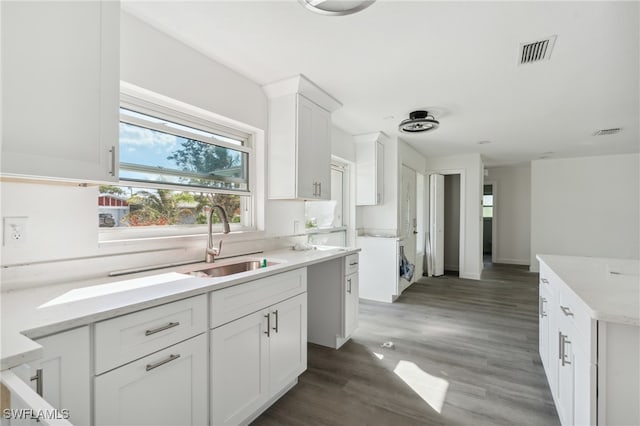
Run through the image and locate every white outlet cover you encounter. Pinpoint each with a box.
[3,216,28,247]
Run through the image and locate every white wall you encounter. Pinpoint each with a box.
[444,174,461,271]
[530,153,640,271]
[331,126,356,162]
[426,153,484,280]
[486,164,531,265]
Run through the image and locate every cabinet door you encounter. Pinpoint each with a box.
[344,273,359,339]
[297,95,331,200]
[556,326,575,426]
[1,1,119,183]
[269,294,307,395]
[11,327,90,426]
[95,334,207,426]
[539,284,550,371]
[210,310,269,425]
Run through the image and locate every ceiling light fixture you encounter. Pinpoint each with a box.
[398,110,440,134]
[299,0,376,16]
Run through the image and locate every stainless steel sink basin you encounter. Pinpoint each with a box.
[189,260,277,278]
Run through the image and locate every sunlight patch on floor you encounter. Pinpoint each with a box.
[393,360,449,413]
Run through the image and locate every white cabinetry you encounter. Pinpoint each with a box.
[355,133,386,206]
[538,257,639,426]
[10,327,90,426]
[263,75,341,200]
[1,0,119,183]
[94,295,208,426]
[307,254,360,349]
[94,334,208,426]
[209,269,308,425]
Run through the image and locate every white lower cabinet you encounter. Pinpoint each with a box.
[210,293,307,425]
[94,333,207,426]
[539,258,638,426]
[344,272,359,339]
[10,327,90,426]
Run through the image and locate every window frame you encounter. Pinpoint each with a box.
[99,84,262,243]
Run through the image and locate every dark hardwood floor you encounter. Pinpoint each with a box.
[253,263,560,426]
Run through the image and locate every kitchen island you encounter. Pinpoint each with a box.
[537,254,639,426]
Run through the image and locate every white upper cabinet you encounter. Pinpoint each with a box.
[263,75,341,200]
[1,0,120,183]
[355,132,387,206]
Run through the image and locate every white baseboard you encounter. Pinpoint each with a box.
[460,272,481,280]
[494,258,530,266]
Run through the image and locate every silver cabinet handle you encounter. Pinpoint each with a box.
[560,306,574,317]
[109,146,116,177]
[146,354,180,371]
[347,278,352,294]
[30,368,43,397]
[541,297,547,317]
[264,313,271,337]
[319,182,322,197]
[539,297,548,318]
[272,310,279,333]
[561,337,572,366]
[541,278,549,284]
[558,331,563,361]
[349,262,358,266]
[145,321,180,336]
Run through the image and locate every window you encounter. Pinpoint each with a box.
[99,92,255,235]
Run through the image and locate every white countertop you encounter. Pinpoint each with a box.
[1,246,359,370]
[537,254,640,326]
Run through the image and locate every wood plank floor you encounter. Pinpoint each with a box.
[253,263,560,425]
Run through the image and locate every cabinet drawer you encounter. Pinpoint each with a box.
[95,295,207,374]
[345,254,359,275]
[210,268,306,328]
[558,287,595,363]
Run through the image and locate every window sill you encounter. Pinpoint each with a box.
[98,228,265,249]
[305,226,347,235]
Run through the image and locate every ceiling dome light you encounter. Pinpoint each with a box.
[299,0,376,16]
[398,110,440,134]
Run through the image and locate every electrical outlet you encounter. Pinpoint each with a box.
[3,217,28,247]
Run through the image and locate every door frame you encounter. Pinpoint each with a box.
[425,168,466,276]
[483,181,498,265]
[400,163,418,290]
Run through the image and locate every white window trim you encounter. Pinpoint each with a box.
[98,82,266,244]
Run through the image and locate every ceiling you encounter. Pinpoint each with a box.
[122,0,639,167]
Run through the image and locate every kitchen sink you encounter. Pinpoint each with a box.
[189,260,278,278]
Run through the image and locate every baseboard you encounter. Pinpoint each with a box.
[494,258,530,266]
[460,272,481,280]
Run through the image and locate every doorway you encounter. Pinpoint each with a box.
[427,171,464,278]
[482,183,496,266]
[444,174,461,275]
[400,164,417,291]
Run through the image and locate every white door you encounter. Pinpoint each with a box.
[95,334,207,426]
[297,95,330,200]
[11,327,91,426]
[539,286,550,371]
[400,165,417,288]
[210,310,270,425]
[269,294,307,396]
[429,174,445,276]
[557,326,575,426]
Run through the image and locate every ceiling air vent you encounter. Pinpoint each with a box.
[593,128,621,136]
[519,35,557,65]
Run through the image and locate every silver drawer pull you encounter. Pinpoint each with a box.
[145,321,180,336]
[30,368,43,397]
[541,278,549,284]
[349,262,358,266]
[146,354,180,371]
[560,306,574,317]
[264,313,271,337]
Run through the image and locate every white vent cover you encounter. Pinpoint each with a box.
[593,128,621,136]
[519,35,557,64]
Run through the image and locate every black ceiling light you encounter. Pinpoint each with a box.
[398,110,440,133]
[299,0,376,16]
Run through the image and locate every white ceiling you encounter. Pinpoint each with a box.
[123,0,639,167]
